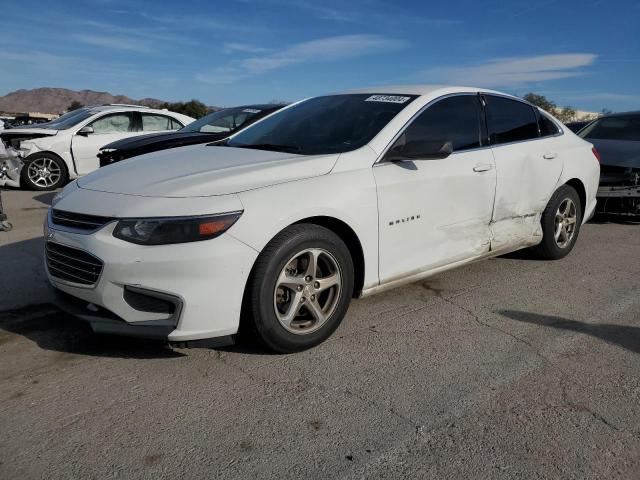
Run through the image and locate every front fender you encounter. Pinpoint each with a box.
[232,169,380,291]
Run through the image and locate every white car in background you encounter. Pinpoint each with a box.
[46,86,600,353]
[0,105,194,190]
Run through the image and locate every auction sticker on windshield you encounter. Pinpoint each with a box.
[365,95,411,104]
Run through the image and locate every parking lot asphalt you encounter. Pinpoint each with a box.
[1,188,639,479]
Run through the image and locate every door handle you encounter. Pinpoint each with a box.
[473,164,494,172]
[543,152,557,160]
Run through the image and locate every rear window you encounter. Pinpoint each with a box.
[485,95,539,145]
[142,114,181,131]
[579,116,640,141]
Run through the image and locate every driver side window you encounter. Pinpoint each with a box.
[89,113,132,134]
[393,95,482,153]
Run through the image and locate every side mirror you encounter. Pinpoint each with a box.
[77,126,94,136]
[385,139,453,162]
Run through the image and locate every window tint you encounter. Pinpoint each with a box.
[392,95,481,153]
[579,116,640,141]
[485,96,539,145]
[90,114,132,134]
[538,112,560,137]
[142,114,179,132]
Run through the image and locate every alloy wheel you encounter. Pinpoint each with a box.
[273,248,342,335]
[554,198,577,248]
[27,158,62,188]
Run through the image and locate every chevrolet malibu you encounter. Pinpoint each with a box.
[46,86,600,353]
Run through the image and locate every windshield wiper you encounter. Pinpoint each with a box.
[231,143,301,153]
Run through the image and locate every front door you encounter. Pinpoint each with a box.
[374,94,497,284]
[72,112,137,175]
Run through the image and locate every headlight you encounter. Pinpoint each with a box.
[113,211,242,245]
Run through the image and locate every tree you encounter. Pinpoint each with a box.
[523,93,556,112]
[555,106,576,123]
[523,93,579,122]
[160,99,210,119]
[67,100,84,111]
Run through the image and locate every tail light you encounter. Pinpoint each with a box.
[591,146,601,163]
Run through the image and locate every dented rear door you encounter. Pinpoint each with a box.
[484,95,563,250]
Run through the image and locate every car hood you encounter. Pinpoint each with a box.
[77,144,339,197]
[589,138,640,168]
[0,127,57,136]
[101,131,222,152]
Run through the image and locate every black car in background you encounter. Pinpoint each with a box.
[98,104,286,167]
[565,120,591,133]
[579,111,640,217]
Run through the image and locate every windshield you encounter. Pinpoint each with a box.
[40,108,94,130]
[181,107,266,134]
[226,94,417,155]
[580,115,640,141]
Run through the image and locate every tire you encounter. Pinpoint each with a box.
[21,153,68,191]
[243,224,354,353]
[533,184,582,260]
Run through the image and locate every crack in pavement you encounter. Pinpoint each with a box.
[437,293,636,440]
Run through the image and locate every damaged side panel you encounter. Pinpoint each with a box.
[488,139,563,251]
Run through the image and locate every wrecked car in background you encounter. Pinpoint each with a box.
[0,140,21,187]
[98,104,285,167]
[0,105,194,191]
[579,111,640,217]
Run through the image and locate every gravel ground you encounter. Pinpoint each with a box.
[1,189,639,479]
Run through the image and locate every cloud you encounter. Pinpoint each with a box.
[422,54,597,87]
[223,43,270,54]
[72,33,152,53]
[197,34,407,84]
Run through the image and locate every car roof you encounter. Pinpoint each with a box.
[82,104,183,115]
[223,104,286,111]
[337,84,506,97]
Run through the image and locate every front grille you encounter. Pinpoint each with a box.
[46,242,104,286]
[51,209,114,231]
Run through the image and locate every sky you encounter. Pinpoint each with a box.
[2,0,639,112]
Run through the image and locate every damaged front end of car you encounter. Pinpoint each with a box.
[596,165,640,217]
[0,141,23,188]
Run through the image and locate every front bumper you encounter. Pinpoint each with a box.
[45,215,259,342]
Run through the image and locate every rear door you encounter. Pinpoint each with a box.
[484,95,563,249]
[71,112,137,175]
[374,94,497,283]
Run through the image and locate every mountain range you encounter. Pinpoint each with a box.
[0,88,166,114]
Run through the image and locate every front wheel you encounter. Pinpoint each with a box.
[21,153,68,191]
[533,185,582,260]
[243,224,354,353]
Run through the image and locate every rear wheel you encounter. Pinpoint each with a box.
[243,224,354,353]
[21,153,67,191]
[533,185,582,260]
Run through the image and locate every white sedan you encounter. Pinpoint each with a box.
[1,105,194,190]
[45,86,600,352]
